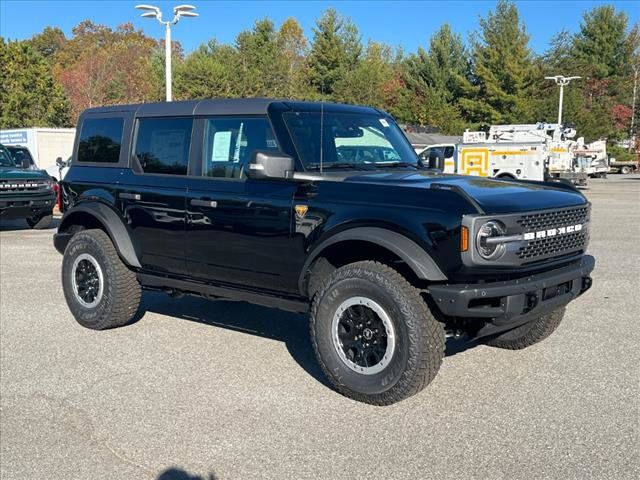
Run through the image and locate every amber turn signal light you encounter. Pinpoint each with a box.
[460,226,469,252]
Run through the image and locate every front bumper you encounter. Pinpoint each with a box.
[0,192,56,220]
[430,255,595,338]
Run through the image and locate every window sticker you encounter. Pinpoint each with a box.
[212,131,232,162]
[379,118,389,128]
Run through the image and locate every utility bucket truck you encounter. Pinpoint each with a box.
[418,123,587,186]
[573,139,609,178]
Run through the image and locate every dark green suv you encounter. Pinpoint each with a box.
[0,143,55,228]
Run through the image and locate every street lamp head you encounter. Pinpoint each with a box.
[174,4,198,21]
[135,4,160,13]
[545,75,581,86]
[174,4,197,13]
[140,11,159,18]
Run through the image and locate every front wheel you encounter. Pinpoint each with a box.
[483,308,566,350]
[62,229,141,330]
[310,261,445,405]
[621,166,632,174]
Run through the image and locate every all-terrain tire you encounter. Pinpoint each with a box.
[62,229,141,329]
[26,213,53,229]
[310,261,445,405]
[483,307,566,350]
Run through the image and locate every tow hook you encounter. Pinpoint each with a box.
[581,277,593,293]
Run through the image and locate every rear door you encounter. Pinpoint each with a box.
[117,116,193,275]
[185,116,299,293]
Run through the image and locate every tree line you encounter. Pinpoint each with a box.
[0,1,638,157]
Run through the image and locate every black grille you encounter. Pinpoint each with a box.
[517,206,589,231]
[518,231,588,260]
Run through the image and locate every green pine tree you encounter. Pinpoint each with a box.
[308,8,362,95]
[402,24,471,132]
[459,0,536,125]
[0,38,71,128]
[573,6,631,79]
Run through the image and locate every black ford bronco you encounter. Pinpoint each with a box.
[54,99,594,405]
[1,143,55,229]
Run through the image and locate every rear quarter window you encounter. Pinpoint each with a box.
[78,117,124,163]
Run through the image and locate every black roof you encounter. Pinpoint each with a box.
[81,98,384,118]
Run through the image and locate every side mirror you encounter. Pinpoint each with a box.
[247,151,294,180]
[55,156,64,167]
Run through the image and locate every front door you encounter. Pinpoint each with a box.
[185,116,298,293]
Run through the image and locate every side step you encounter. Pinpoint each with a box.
[137,273,309,314]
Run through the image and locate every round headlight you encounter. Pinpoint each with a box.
[476,220,506,260]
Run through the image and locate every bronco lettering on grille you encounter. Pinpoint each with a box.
[523,223,583,240]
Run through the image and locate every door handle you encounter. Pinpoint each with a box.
[120,192,141,201]
[191,199,218,208]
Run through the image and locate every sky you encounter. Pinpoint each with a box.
[0,0,639,55]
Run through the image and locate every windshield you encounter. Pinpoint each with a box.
[6,147,34,169]
[283,111,419,170]
[0,145,15,167]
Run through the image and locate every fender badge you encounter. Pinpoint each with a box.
[295,204,308,219]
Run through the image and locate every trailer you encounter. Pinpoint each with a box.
[0,128,75,180]
[609,158,639,174]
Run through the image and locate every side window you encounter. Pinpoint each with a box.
[202,117,278,179]
[78,117,124,163]
[135,117,193,175]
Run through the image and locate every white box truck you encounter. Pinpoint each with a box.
[0,128,75,180]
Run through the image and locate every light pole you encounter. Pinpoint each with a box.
[136,4,198,101]
[545,75,581,126]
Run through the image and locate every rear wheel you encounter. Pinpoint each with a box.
[26,213,52,229]
[62,229,141,329]
[483,308,566,350]
[310,261,445,405]
[621,166,632,174]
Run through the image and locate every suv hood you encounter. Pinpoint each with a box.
[341,171,587,214]
[0,167,50,180]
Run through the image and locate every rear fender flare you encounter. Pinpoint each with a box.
[58,203,141,268]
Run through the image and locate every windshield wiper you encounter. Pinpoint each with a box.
[307,162,375,171]
[374,162,419,169]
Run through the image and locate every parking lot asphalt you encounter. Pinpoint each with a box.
[1,175,639,480]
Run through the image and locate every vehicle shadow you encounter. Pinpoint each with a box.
[445,336,479,356]
[137,291,476,387]
[156,467,217,480]
[0,217,60,231]
[137,291,331,387]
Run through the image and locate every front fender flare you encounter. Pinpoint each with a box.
[56,203,141,268]
[299,227,447,293]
